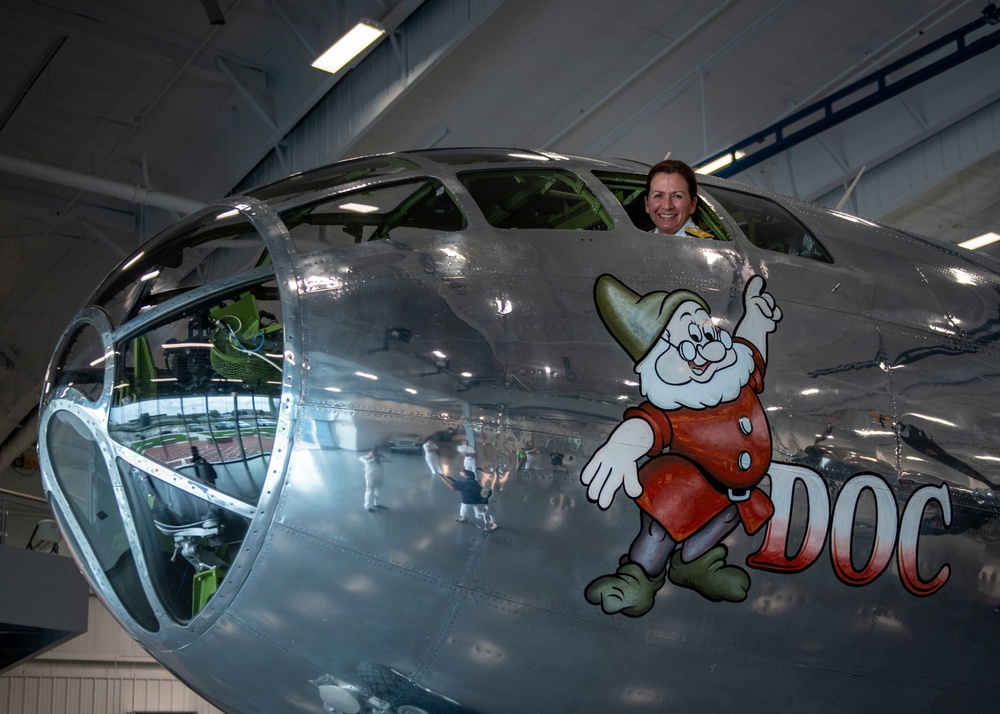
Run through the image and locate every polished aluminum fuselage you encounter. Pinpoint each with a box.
[39,151,1000,713]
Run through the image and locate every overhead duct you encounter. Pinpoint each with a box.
[0,154,206,215]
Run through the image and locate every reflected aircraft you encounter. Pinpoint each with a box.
[38,149,1000,713]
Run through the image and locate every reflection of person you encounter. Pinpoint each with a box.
[550,450,567,472]
[190,445,217,486]
[359,448,389,512]
[581,273,781,614]
[440,469,497,531]
[524,446,541,470]
[456,439,477,472]
[644,159,713,238]
[422,438,442,477]
[515,447,527,471]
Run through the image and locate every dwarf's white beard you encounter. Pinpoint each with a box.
[636,342,755,410]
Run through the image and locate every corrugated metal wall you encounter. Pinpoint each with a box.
[0,595,224,714]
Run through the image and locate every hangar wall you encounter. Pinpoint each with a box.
[1,471,221,713]
[0,594,224,714]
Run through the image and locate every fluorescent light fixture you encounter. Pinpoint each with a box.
[338,202,379,213]
[910,413,957,428]
[958,231,1000,251]
[696,150,746,175]
[121,252,145,271]
[830,211,878,228]
[950,268,977,285]
[162,342,212,349]
[507,152,549,161]
[312,21,385,75]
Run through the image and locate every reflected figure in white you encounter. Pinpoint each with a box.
[423,438,442,477]
[359,448,389,513]
[457,439,477,473]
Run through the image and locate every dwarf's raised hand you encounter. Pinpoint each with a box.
[736,275,782,359]
[743,275,781,325]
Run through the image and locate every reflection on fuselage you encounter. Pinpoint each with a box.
[37,149,1000,713]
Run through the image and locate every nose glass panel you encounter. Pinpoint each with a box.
[48,322,107,403]
[117,458,252,623]
[104,278,283,623]
[45,410,159,631]
[108,281,284,506]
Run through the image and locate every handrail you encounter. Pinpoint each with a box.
[0,486,48,504]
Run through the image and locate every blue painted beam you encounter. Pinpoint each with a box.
[701,8,1000,178]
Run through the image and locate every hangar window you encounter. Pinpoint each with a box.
[280,178,466,251]
[458,169,614,230]
[708,187,833,263]
[593,170,731,240]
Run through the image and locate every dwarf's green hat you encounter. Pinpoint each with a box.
[594,274,709,363]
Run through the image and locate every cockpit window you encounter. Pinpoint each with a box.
[458,169,613,230]
[593,170,731,240]
[280,178,466,252]
[707,187,833,263]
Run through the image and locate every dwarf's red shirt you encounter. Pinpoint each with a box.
[624,339,774,540]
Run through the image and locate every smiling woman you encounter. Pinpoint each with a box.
[593,169,731,240]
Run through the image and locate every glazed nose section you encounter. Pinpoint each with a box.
[700,338,728,363]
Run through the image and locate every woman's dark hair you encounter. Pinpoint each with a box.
[646,159,698,199]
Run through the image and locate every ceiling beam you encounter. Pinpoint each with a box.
[5,1,231,84]
[704,13,1000,177]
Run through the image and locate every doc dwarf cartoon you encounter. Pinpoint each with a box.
[582,273,782,616]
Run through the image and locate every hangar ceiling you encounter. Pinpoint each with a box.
[1,0,999,466]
